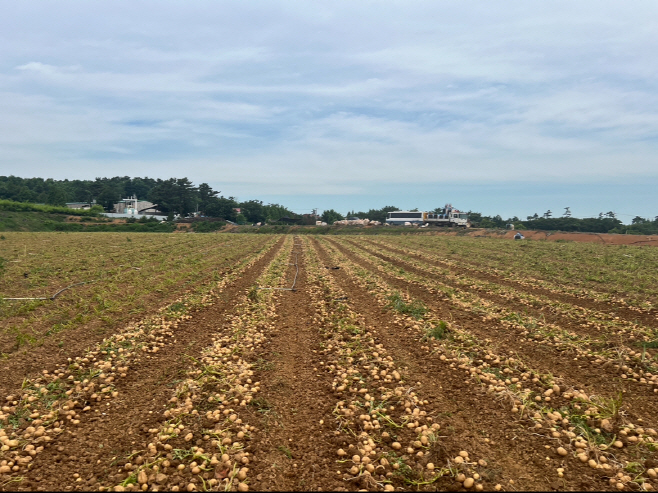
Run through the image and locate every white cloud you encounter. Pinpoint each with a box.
[1,0,658,209]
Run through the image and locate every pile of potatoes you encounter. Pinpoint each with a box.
[109,245,293,492]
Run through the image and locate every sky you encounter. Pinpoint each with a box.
[1,1,657,221]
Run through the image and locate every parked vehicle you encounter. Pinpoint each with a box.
[386,204,469,227]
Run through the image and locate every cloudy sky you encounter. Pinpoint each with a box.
[1,1,657,219]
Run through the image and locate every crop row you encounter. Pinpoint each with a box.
[105,236,295,492]
[0,238,281,488]
[303,238,475,491]
[334,239,658,393]
[362,239,657,339]
[316,238,658,491]
[0,235,274,355]
[372,236,658,312]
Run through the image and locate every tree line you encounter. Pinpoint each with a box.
[2,175,657,234]
[467,212,658,235]
[0,175,295,224]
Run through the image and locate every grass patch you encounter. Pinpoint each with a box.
[277,445,293,459]
[421,320,450,341]
[387,292,427,320]
[167,301,187,315]
[253,358,274,371]
[249,397,273,414]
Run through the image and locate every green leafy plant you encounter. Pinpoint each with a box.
[421,320,449,340]
[387,292,427,319]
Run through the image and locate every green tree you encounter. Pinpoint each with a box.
[197,183,219,214]
[15,186,37,203]
[204,196,238,221]
[96,185,121,211]
[467,211,483,226]
[148,178,197,216]
[263,203,295,222]
[347,206,399,223]
[321,209,344,224]
[46,185,68,206]
[240,200,266,223]
[148,179,177,213]
[175,178,197,216]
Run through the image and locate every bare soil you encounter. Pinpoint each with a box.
[1,234,657,492]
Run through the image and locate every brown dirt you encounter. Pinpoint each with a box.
[0,239,271,397]
[324,238,658,424]
[310,239,610,492]
[2,234,657,492]
[1,238,284,492]
[241,243,349,491]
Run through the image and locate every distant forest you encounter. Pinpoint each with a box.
[0,175,296,224]
[1,175,657,234]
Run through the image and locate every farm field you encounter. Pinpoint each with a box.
[0,233,657,492]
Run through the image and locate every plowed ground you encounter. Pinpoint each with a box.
[1,234,657,492]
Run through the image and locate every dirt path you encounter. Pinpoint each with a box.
[242,242,348,491]
[5,238,284,492]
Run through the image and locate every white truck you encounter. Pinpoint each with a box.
[386,204,470,227]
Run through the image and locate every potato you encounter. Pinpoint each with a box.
[138,471,148,485]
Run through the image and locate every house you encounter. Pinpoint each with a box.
[113,196,157,214]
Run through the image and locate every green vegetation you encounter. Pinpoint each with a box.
[0,176,295,222]
[321,209,344,224]
[3,175,657,233]
[190,219,226,233]
[421,320,450,340]
[345,205,400,223]
[0,210,176,232]
[0,210,79,232]
[0,199,102,216]
[386,292,428,320]
[277,445,293,459]
[379,235,658,308]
